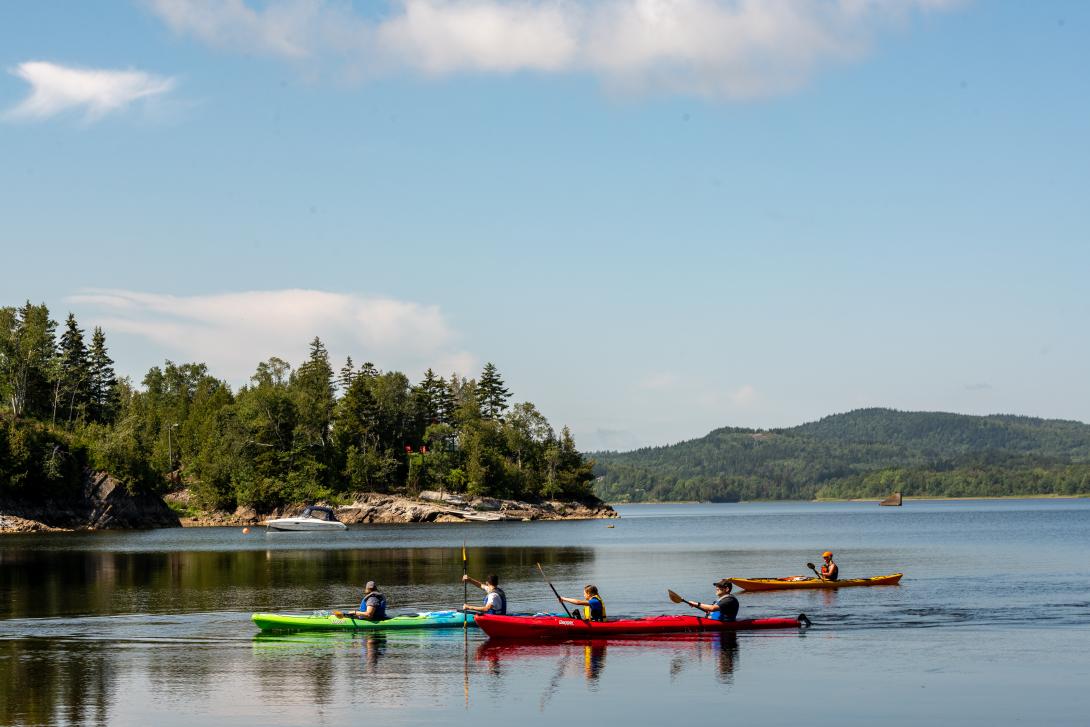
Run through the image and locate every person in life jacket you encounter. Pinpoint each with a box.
[462,573,507,615]
[347,581,388,620]
[819,551,839,581]
[560,585,606,621]
[684,579,739,622]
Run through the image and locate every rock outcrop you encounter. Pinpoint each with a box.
[0,470,181,532]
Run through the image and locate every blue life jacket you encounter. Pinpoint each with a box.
[484,587,507,615]
[359,591,388,620]
[585,595,605,621]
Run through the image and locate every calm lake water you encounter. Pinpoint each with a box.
[2,500,1089,726]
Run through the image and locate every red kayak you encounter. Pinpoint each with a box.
[475,613,808,639]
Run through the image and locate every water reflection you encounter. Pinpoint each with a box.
[476,631,743,697]
[0,640,115,727]
[0,546,594,619]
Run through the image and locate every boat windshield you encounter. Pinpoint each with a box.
[300,506,339,522]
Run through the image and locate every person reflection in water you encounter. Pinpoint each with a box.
[583,643,607,682]
[715,632,739,684]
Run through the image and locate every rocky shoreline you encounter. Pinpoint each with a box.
[1,480,617,533]
[174,490,618,527]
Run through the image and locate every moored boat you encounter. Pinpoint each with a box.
[730,573,903,591]
[474,613,807,639]
[251,610,474,632]
[264,505,347,532]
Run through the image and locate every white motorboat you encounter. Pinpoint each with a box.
[264,505,348,532]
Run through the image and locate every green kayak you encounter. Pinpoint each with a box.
[251,610,475,632]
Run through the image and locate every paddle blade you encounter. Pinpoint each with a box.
[332,610,345,619]
[806,562,816,570]
[667,589,686,604]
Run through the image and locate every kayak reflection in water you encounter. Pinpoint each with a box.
[345,580,389,621]
[683,579,739,621]
[820,551,839,581]
[559,585,606,621]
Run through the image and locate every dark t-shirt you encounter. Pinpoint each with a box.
[714,595,739,622]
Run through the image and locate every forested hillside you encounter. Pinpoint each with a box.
[593,409,1090,502]
[1,301,596,513]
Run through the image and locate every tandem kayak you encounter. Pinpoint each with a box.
[251,610,475,632]
[474,613,808,639]
[729,573,903,591]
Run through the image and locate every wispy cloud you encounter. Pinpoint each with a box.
[68,288,476,384]
[638,371,680,390]
[146,0,963,99]
[4,61,176,122]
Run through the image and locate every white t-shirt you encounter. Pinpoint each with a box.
[484,591,503,612]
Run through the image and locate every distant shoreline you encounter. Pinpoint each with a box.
[610,494,1089,505]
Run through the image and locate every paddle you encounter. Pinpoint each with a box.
[667,589,702,611]
[462,540,468,632]
[806,562,822,580]
[536,562,574,618]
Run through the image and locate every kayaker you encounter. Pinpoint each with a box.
[820,551,839,581]
[346,581,388,621]
[684,579,739,622]
[462,573,507,615]
[560,585,606,621]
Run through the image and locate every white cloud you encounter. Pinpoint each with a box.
[730,383,758,406]
[146,0,963,98]
[4,61,175,121]
[68,288,476,385]
[638,371,680,390]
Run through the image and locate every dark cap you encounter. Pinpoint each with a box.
[713,578,733,590]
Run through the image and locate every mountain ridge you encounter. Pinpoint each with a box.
[591,408,1090,502]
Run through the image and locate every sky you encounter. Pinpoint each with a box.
[1,1,1088,451]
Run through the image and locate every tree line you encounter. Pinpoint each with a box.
[1,301,596,511]
[592,409,1090,502]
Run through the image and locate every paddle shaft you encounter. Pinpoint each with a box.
[536,563,573,618]
[462,541,468,632]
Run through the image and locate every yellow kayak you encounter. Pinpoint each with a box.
[730,573,903,591]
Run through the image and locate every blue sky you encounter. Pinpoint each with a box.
[1,1,1087,450]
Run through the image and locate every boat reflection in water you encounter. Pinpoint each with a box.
[475,631,744,698]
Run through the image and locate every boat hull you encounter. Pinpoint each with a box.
[252,610,474,632]
[474,614,803,639]
[731,573,903,591]
[263,518,347,531]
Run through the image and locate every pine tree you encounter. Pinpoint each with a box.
[415,368,446,424]
[292,337,335,447]
[477,362,511,420]
[56,313,91,425]
[88,326,119,423]
[338,356,355,395]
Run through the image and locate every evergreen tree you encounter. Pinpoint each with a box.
[415,368,446,425]
[56,313,91,425]
[88,326,119,423]
[477,362,511,420]
[337,356,355,395]
[292,337,335,448]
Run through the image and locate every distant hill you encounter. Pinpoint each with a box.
[591,408,1090,502]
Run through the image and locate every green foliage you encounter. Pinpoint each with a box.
[0,301,602,511]
[593,409,1090,502]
